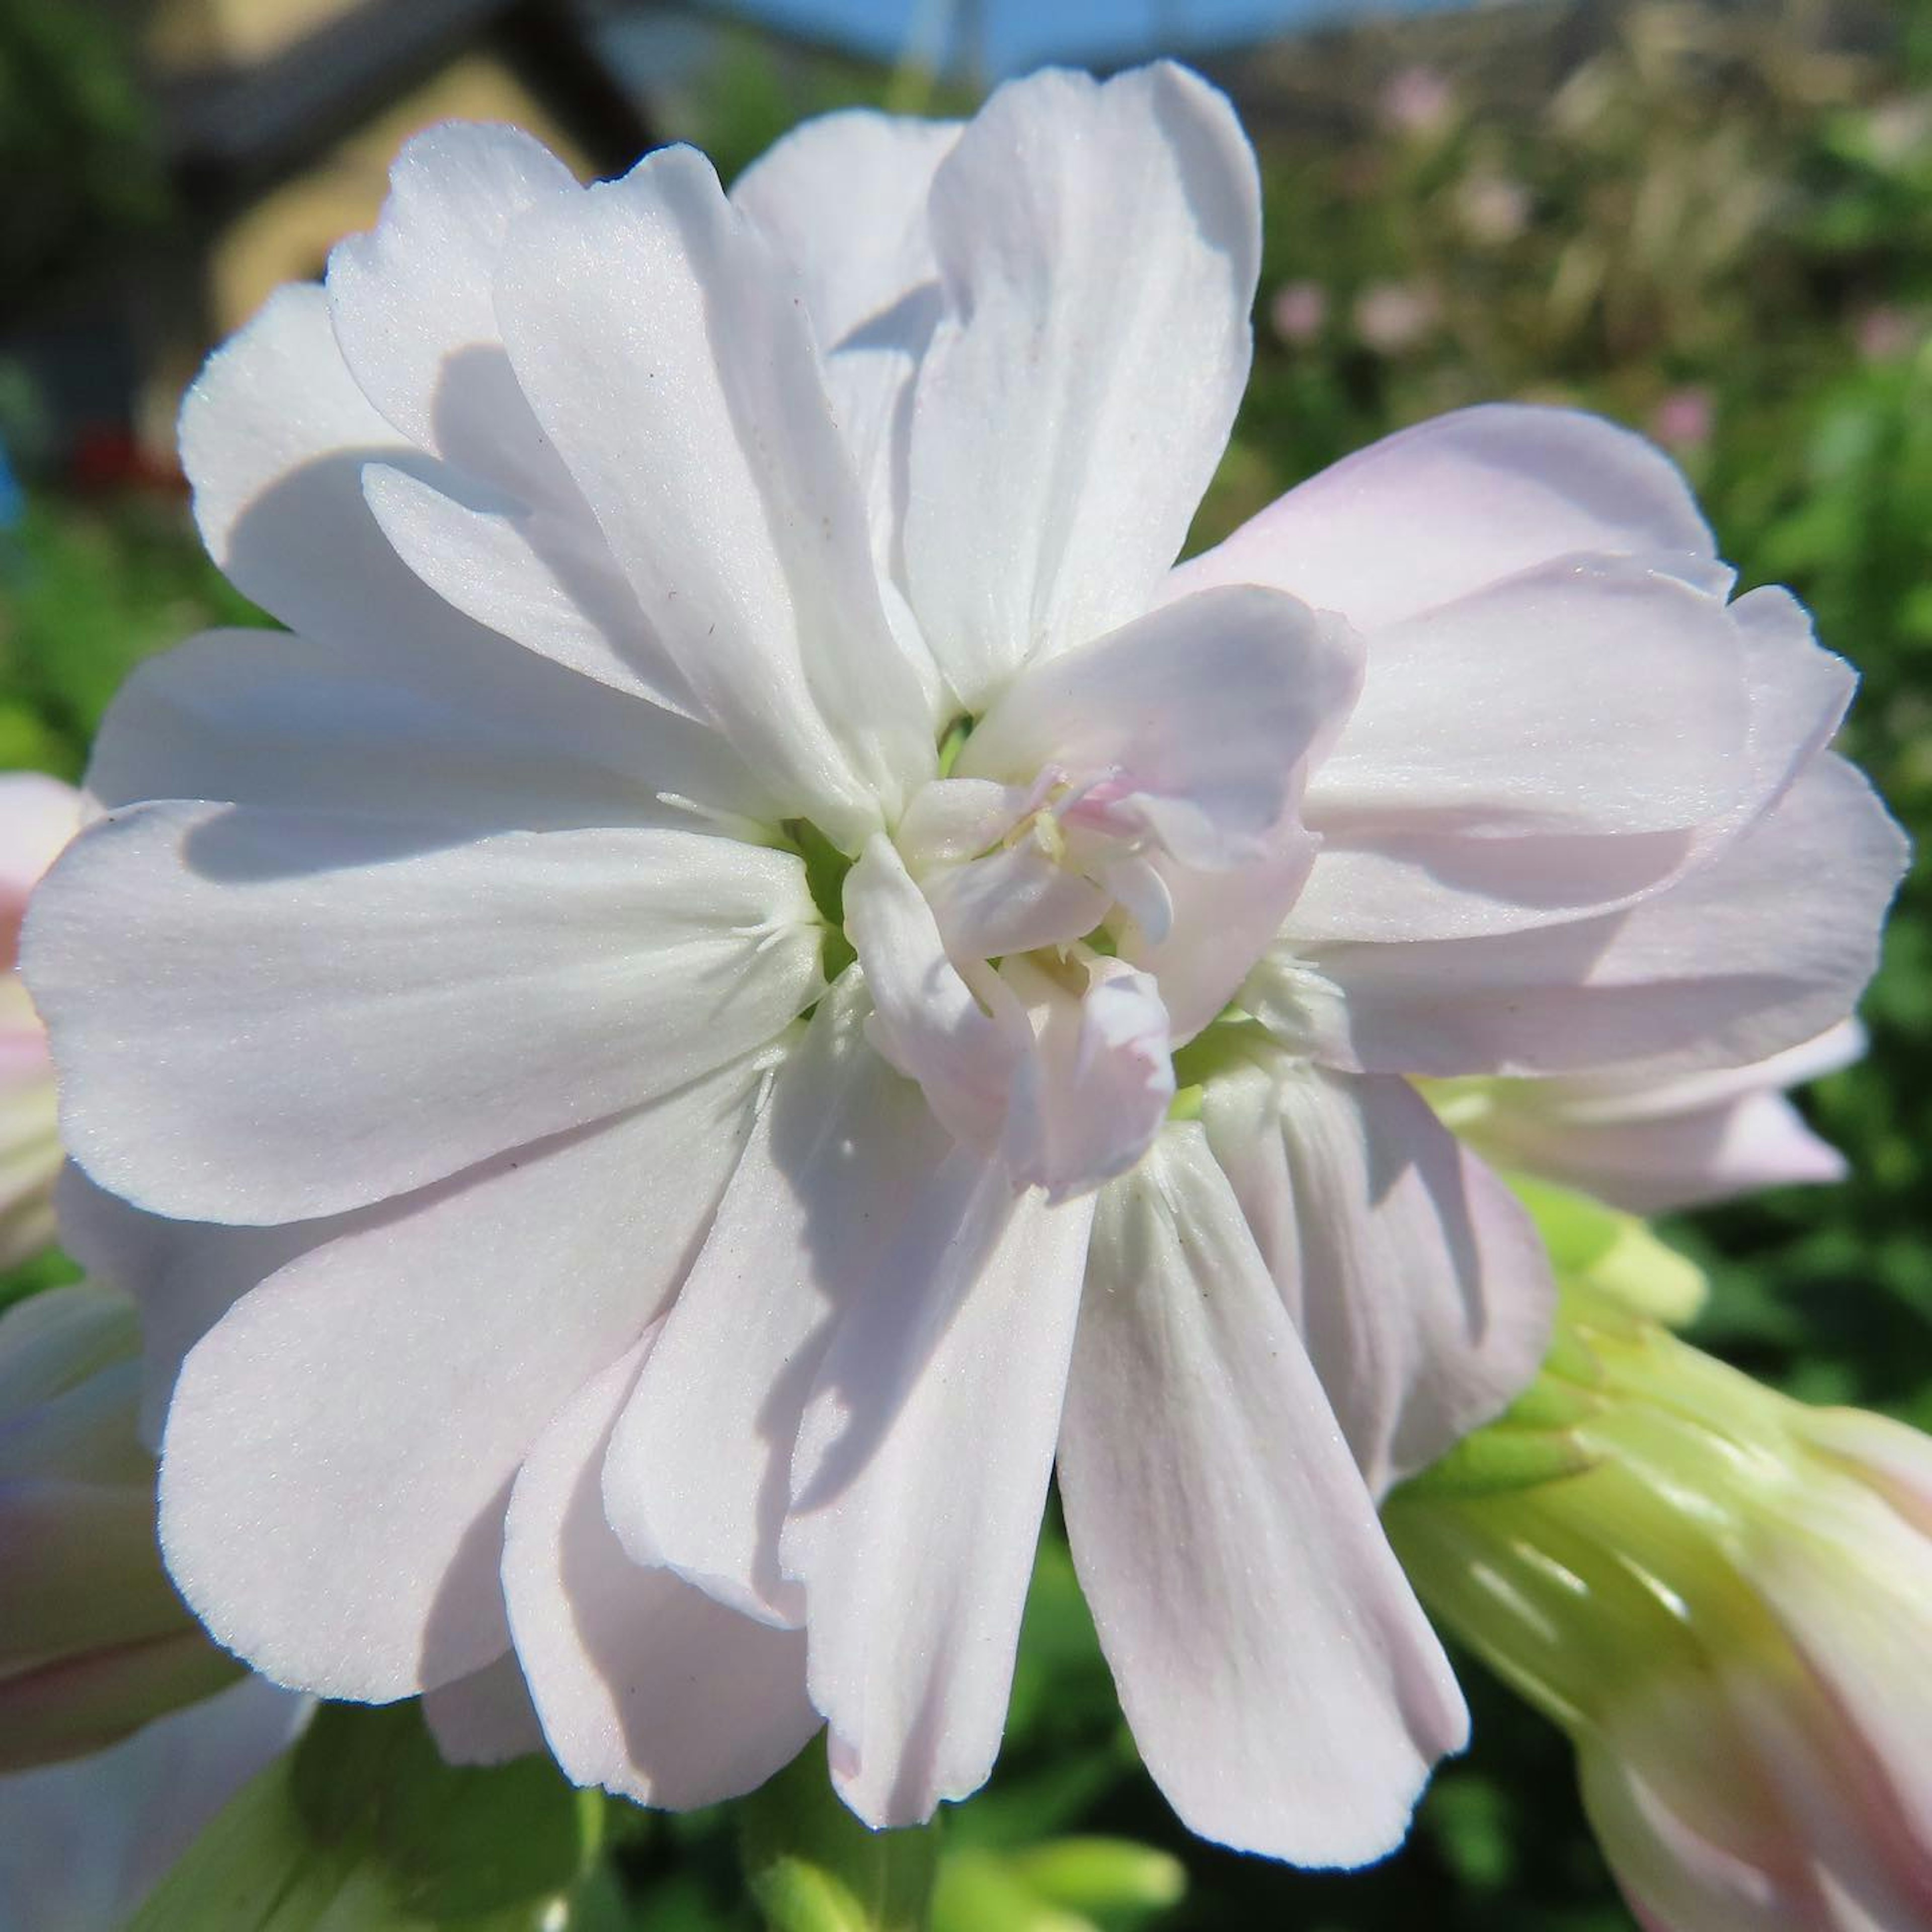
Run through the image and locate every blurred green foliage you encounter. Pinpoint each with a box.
[2,1,1929,1928]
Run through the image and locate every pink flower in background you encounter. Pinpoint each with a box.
[0,774,77,1269]
[1455,171,1532,246]
[1432,1021,1865,1214]
[1854,303,1917,362]
[1379,65,1456,138]
[24,64,1907,1867]
[1268,278,1328,346]
[1649,384,1715,451]
[1353,279,1439,354]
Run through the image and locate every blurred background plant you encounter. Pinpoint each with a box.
[1,0,1927,1927]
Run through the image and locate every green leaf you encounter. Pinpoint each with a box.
[130,1700,598,1931]
[739,1736,939,1932]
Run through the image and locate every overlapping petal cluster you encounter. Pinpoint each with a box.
[24,64,1905,1864]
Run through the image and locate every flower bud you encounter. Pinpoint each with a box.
[0,1282,239,1769]
[1387,1289,1932,1929]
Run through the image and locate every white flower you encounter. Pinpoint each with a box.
[0,1675,307,1932]
[0,774,77,1269]
[1427,1021,1866,1215]
[25,65,1904,1863]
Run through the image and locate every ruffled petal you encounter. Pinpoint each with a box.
[155,1053,773,1699]
[903,64,1260,706]
[421,1652,545,1767]
[85,628,769,838]
[495,146,938,842]
[1057,1126,1467,1866]
[1267,756,1908,1079]
[26,803,818,1220]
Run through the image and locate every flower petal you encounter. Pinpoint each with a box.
[495,146,938,842]
[1294,559,1759,945]
[783,1179,1093,1824]
[997,953,1175,1203]
[421,1652,545,1767]
[1271,755,1908,1079]
[27,803,818,1221]
[1167,404,1715,630]
[327,121,578,486]
[0,774,78,956]
[731,109,958,355]
[54,1167,352,1451]
[155,1054,773,1700]
[1057,1126,1467,1866]
[505,1340,818,1807]
[1200,1051,1553,1493]
[86,628,767,838]
[903,63,1260,706]
[602,976,976,1626]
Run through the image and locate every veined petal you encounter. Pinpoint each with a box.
[157,1052,773,1701]
[1166,404,1715,631]
[904,63,1260,707]
[601,977,994,1627]
[784,1180,1093,1824]
[86,628,769,838]
[180,285,715,740]
[1200,1051,1553,1494]
[504,1341,818,1807]
[1275,756,1908,1079]
[1058,1127,1467,1866]
[495,146,938,842]
[26,802,820,1221]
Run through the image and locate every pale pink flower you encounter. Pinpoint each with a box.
[1650,384,1715,451]
[1455,171,1532,246]
[1855,303,1917,363]
[1353,279,1439,355]
[0,774,77,1269]
[1433,1021,1864,1214]
[1380,65,1455,138]
[25,67,1904,1862]
[1269,278,1327,346]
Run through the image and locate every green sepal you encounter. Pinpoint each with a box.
[739,1734,940,1932]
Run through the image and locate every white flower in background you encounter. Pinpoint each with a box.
[0,1674,307,1932]
[1389,1303,1932,1932]
[1427,1020,1865,1214]
[0,1282,240,1767]
[24,64,1905,1864]
[0,774,77,1270]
